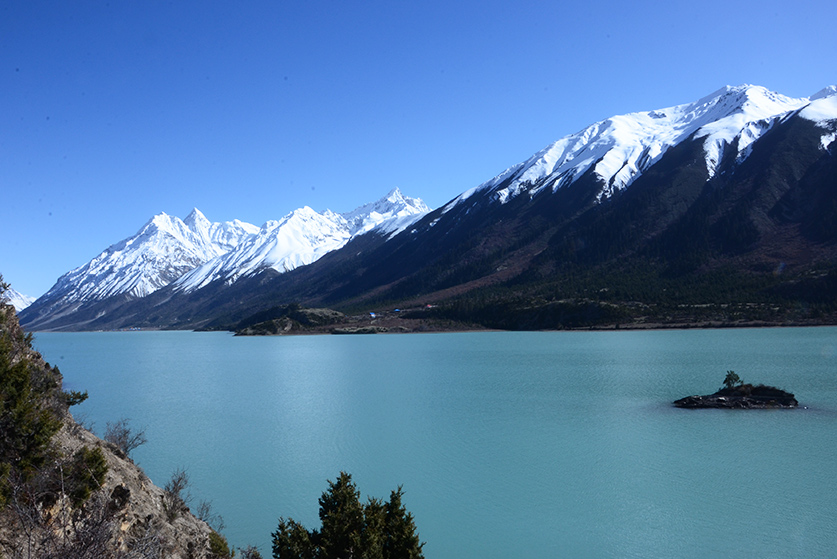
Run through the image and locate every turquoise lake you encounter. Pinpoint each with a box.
[33,328,837,558]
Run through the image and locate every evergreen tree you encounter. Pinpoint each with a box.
[273,517,316,559]
[723,370,742,390]
[382,488,424,559]
[272,473,424,559]
[318,472,365,559]
[0,311,63,496]
[66,446,109,507]
[361,497,385,559]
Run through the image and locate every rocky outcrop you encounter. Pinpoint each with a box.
[233,306,345,336]
[235,316,300,336]
[51,420,218,558]
[674,384,798,409]
[1,301,222,558]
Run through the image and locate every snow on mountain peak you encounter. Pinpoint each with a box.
[184,207,210,230]
[691,85,806,177]
[446,84,813,210]
[800,86,837,123]
[810,85,837,102]
[173,190,431,293]
[697,84,794,111]
[37,210,258,305]
[146,211,174,232]
[341,188,430,236]
[2,286,35,312]
[800,85,837,151]
[176,206,354,291]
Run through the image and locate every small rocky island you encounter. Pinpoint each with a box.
[674,371,798,409]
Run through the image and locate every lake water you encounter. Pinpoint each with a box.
[33,328,837,558]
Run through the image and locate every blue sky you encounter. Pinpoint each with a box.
[2,0,835,298]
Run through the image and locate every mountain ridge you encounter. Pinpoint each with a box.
[19,84,837,332]
[20,189,429,331]
[173,188,429,293]
[446,84,824,212]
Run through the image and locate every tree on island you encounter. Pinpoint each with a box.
[272,472,424,559]
[722,370,743,390]
[675,370,798,408]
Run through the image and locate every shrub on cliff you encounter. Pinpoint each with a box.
[0,307,64,501]
[66,446,109,508]
[209,530,234,558]
[1,284,116,556]
[1,280,228,557]
[104,418,148,459]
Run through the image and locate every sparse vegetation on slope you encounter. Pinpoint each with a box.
[0,276,225,558]
[3,278,425,558]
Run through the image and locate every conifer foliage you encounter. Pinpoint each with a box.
[272,472,424,559]
[1,278,114,556]
[0,295,64,503]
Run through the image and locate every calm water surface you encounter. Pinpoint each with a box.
[34,328,837,558]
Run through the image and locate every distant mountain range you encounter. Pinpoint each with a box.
[20,84,837,331]
[173,189,429,293]
[20,189,429,330]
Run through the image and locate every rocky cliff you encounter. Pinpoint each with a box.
[0,301,225,558]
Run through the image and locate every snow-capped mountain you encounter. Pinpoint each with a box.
[267,83,835,321]
[174,188,429,292]
[34,209,259,308]
[19,85,837,332]
[2,286,35,312]
[444,84,835,211]
[341,187,432,237]
[20,189,428,330]
[801,85,837,149]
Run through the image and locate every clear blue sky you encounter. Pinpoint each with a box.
[2,0,835,298]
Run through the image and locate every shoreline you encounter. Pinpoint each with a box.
[30,319,837,335]
[228,315,837,337]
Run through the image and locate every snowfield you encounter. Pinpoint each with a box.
[34,189,429,306]
[442,84,836,212]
